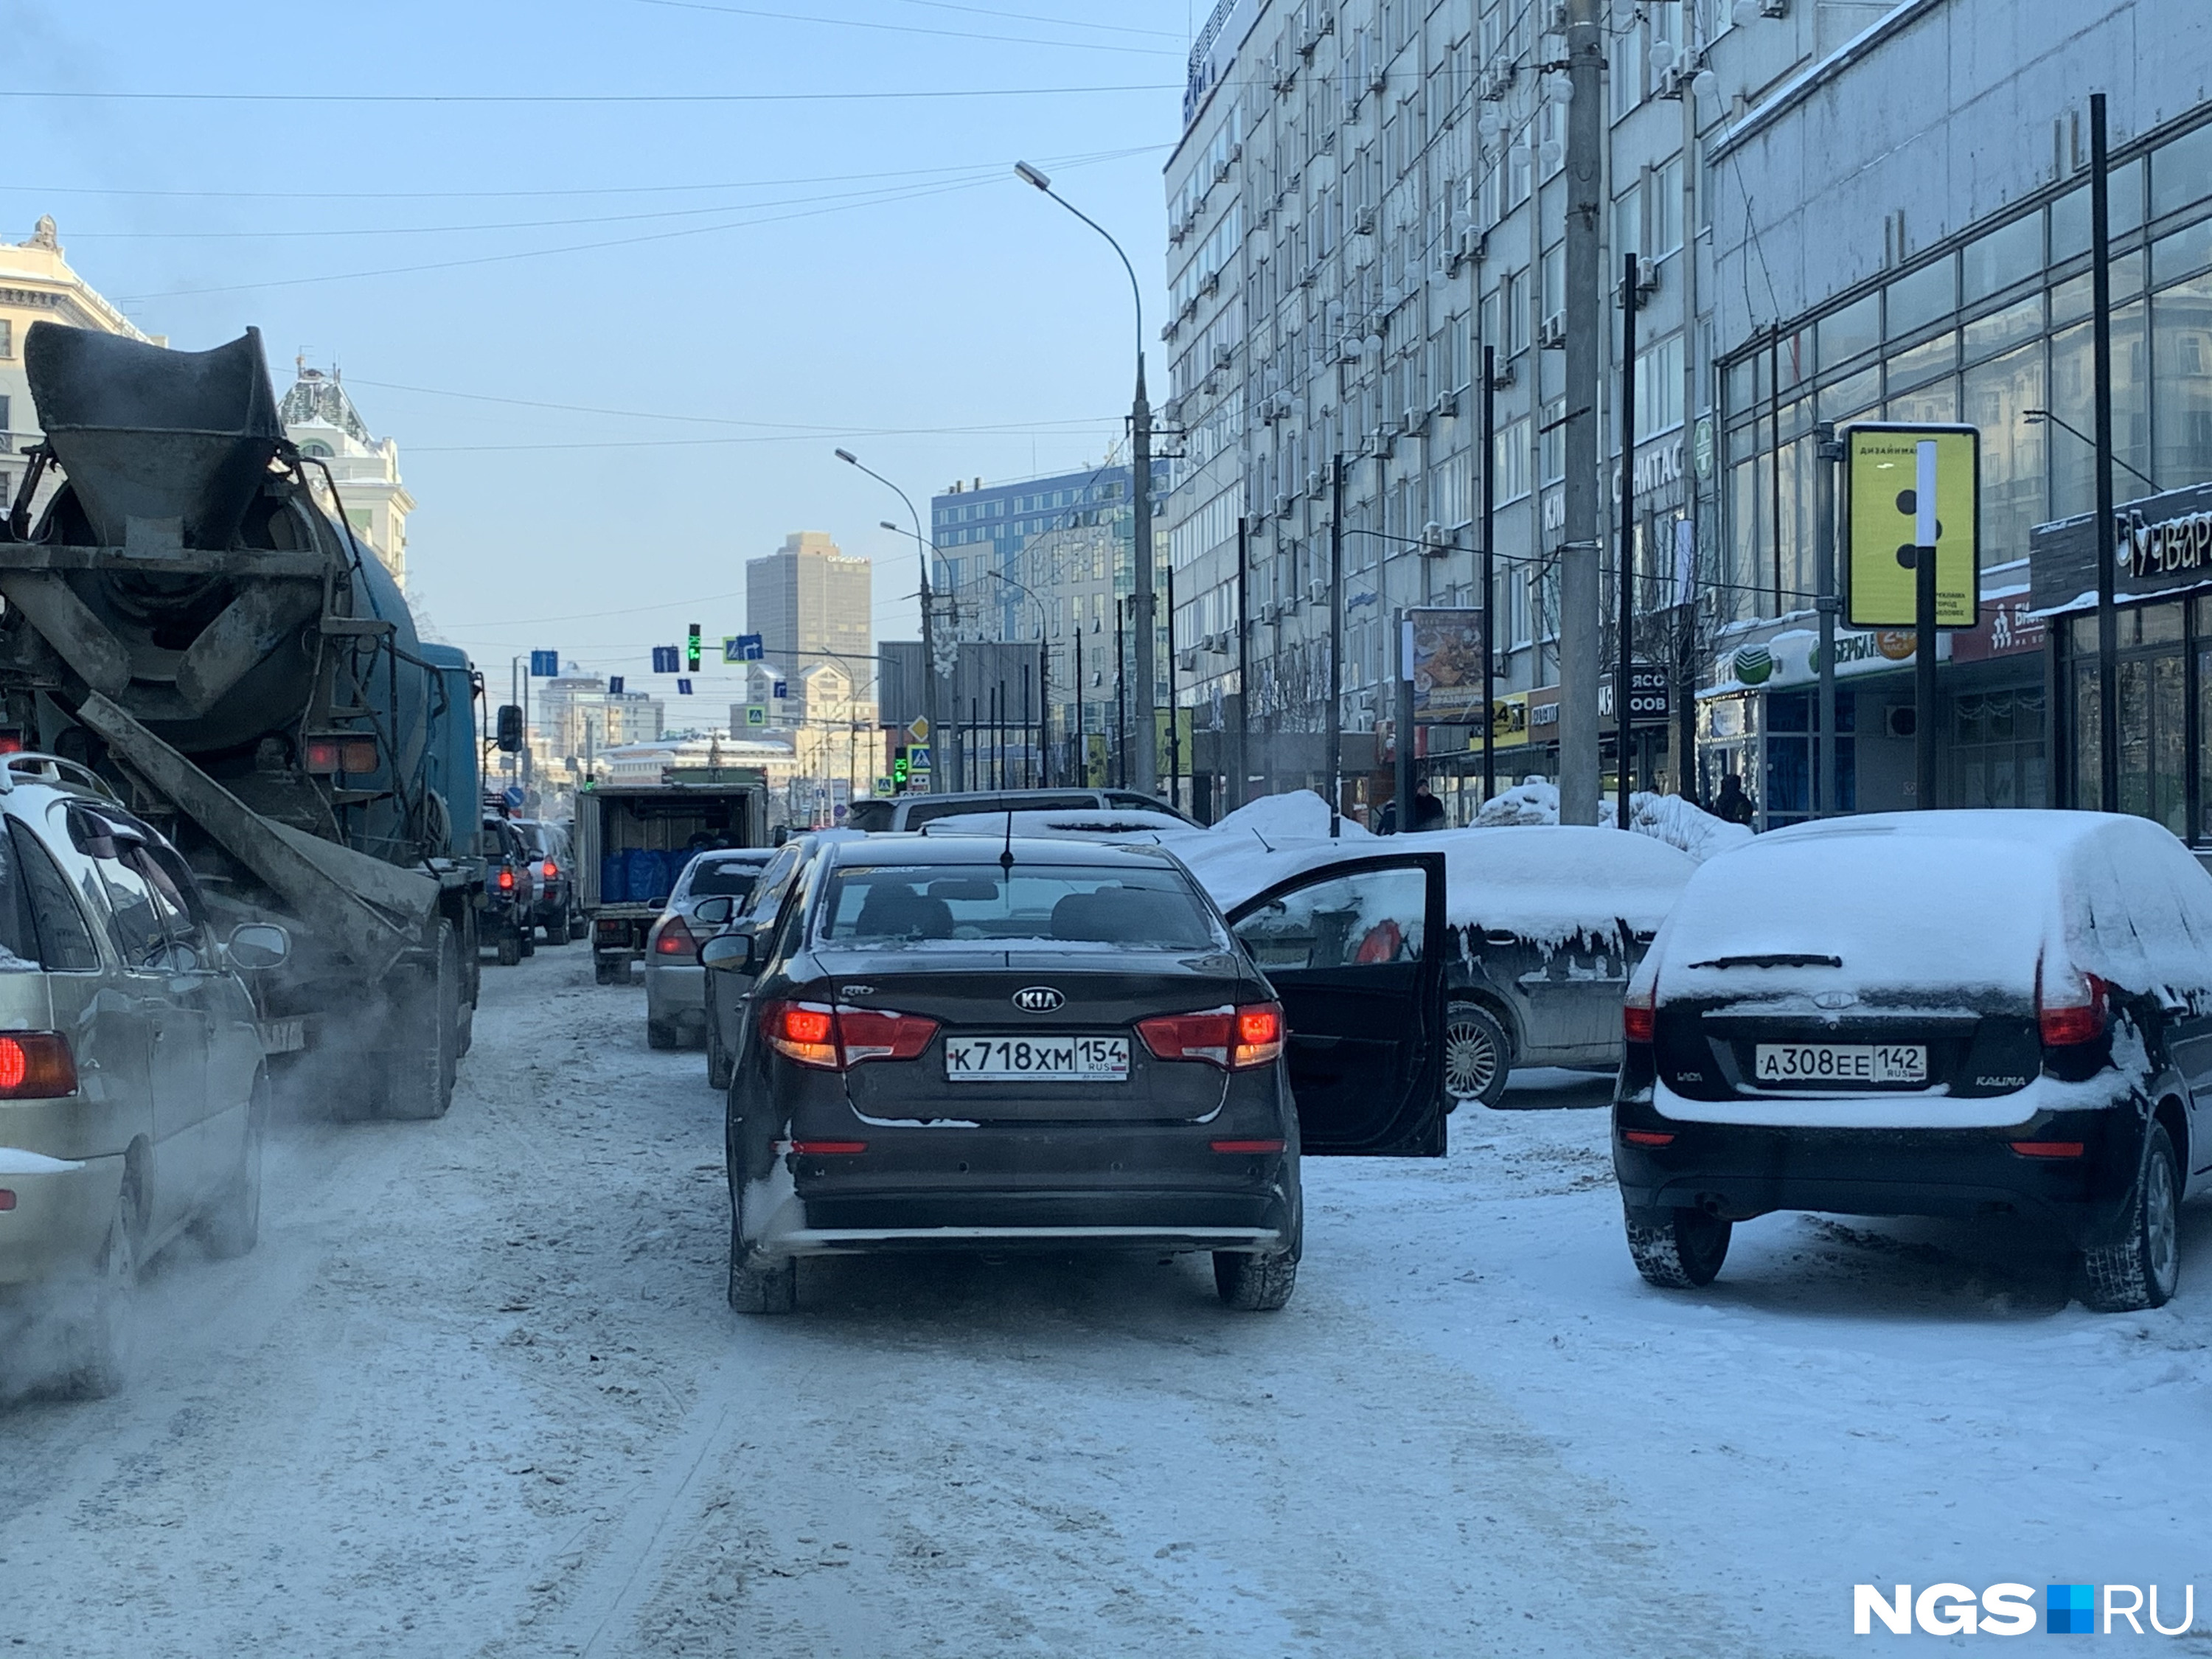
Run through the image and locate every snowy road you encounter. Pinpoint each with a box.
[4,948,2208,1655]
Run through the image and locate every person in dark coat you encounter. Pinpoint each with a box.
[1714,773,1756,827]
[1412,782,1447,831]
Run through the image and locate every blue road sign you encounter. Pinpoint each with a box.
[772,679,787,699]
[502,785,526,810]
[607,675,625,694]
[738,633,765,661]
[651,645,679,674]
[907,745,932,771]
[529,650,560,677]
[676,678,694,695]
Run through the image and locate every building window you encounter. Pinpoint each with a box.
[0,319,13,361]
[1493,417,1530,504]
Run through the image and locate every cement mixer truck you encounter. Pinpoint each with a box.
[0,322,484,1119]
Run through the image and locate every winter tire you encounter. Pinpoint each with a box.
[1214,1248,1298,1310]
[382,922,459,1121]
[192,1077,266,1259]
[1442,1001,1512,1109]
[2078,1121,2182,1312]
[62,1186,139,1399]
[1624,1203,1731,1289]
[496,928,522,968]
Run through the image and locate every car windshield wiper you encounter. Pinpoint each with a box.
[1686,953,1844,970]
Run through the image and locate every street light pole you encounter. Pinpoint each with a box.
[841,451,942,787]
[1559,0,1604,828]
[1015,160,1156,795]
[2090,93,2119,815]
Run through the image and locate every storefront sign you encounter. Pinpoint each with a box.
[1488,692,1530,745]
[1708,626,1921,695]
[1844,424,1980,628]
[1949,594,2048,664]
[1600,665,1670,725]
[2028,479,2212,614]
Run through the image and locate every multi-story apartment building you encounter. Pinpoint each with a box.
[1165,0,1950,821]
[278,363,416,590]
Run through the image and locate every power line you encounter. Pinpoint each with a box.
[625,0,1178,55]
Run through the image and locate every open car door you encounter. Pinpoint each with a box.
[1226,851,1447,1156]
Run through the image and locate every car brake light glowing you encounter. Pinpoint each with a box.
[654,917,698,959]
[0,734,24,755]
[1624,978,1656,1045]
[497,867,515,891]
[305,740,340,773]
[2036,959,2109,1046]
[1209,1138,1284,1154]
[1622,1128,1675,1147]
[1138,1003,1284,1070]
[543,860,558,880]
[759,1001,936,1070]
[0,1033,77,1099]
[2010,1140,2087,1158]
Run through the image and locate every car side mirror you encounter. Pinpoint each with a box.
[229,922,291,970]
[692,896,736,926]
[700,932,758,975]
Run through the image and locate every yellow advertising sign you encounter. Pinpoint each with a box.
[1845,424,1980,628]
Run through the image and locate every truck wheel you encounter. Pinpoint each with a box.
[62,1184,140,1398]
[496,926,522,968]
[192,1076,266,1259]
[2078,1122,2182,1312]
[1624,1203,1731,1288]
[382,922,459,1121]
[1443,1001,1512,1110]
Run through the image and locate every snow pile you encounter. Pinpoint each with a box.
[1472,776,1750,861]
[1208,790,1373,845]
[919,809,1192,842]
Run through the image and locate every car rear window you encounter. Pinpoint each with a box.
[688,859,765,898]
[818,862,1219,949]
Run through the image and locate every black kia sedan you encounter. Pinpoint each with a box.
[710,836,1447,1313]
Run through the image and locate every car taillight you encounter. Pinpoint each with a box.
[1138,1002,1284,1071]
[2037,960,2108,1046]
[1624,979,1656,1045]
[654,917,698,959]
[0,734,24,756]
[497,867,515,891]
[2010,1140,2086,1158]
[0,1032,77,1099]
[543,860,558,880]
[305,739,340,772]
[759,1000,936,1071]
[304,738,377,773]
[341,740,377,773]
[1622,1128,1675,1147]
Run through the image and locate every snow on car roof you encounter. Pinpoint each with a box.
[1177,823,1695,945]
[919,808,1194,841]
[1658,809,2212,1001]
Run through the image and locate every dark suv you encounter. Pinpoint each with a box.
[512,818,578,945]
[1615,810,2212,1311]
[479,816,538,966]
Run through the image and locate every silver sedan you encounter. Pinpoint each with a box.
[644,849,776,1049]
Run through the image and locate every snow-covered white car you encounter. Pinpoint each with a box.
[1614,810,2212,1310]
[1203,824,1695,1110]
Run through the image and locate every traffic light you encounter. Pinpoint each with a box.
[892,747,910,788]
[685,623,702,672]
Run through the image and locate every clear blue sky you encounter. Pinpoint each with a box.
[17,0,1198,712]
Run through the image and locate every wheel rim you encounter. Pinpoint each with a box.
[1443,1009,1499,1101]
[2146,1148,2180,1296]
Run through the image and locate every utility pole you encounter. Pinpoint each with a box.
[1114,597,1128,789]
[1559,0,1605,828]
[1132,383,1158,795]
[1481,345,1498,804]
[2091,91,2119,813]
[1618,254,1638,830]
[1165,560,1180,808]
[1814,420,1841,815]
[1327,456,1346,826]
[1236,515,1251,810]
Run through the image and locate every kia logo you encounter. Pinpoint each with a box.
[1813,990,1859,1010]
[1012,987,1064,1014]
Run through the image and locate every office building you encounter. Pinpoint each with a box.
[745,532,872,687]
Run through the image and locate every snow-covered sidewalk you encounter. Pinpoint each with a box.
[1,962,2203,1655]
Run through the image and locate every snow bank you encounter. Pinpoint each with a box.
[1208,790,1373,844]
[920,809,1192,841]
[1474,776,1752,861]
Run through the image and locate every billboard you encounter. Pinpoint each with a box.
[1405,608,1488,723]
[1845,424,1980,629]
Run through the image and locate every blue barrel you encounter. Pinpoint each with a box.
[626,848,664,904]
[599,854,627,905]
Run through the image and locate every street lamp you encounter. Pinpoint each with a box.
[837,448,941,789]
[1014,159,1158,796]
[2023,408,2160,495]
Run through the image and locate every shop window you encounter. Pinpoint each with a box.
[1963,293,2043,363]
[1886,330,1955,392]
[1964,215,2044,305]
[2152,218,2212,287]
[2153,271,2212,489]
[1964,341,2045,566]
[1948,689,2047,809]
[1818,293,1879,369]
[1888,257,1957,340]
[2152,122,2212,221]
